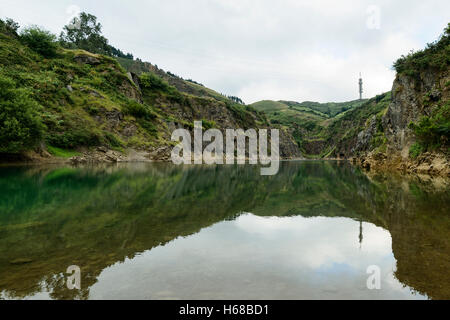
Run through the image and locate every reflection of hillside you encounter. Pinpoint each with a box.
[0,162,448,299]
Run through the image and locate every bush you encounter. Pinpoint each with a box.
[105,132,123,148]
[393,23,450,77]
[122,100,156,120]
[202,119,216,130]
[20,27,58,58]
[0,75,44,153]
[409,103,449,149]
[46,129,101,149]
[409,142,424,159]
[140,72,171,92]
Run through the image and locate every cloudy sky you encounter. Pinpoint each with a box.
[1,1,449,103]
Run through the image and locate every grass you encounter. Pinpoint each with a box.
[409,142,424,159]
[46,145,81,158]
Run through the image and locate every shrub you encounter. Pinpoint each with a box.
[105,132,123,148]
[393,23,450,77]
[140,72,171,92]
[46,129,101,149]
[122,100,156,120]
[202,119,216,130]
[409,142,424,159]
[409,103,449,149]
[20,26,58,58]
[0,75,44,153]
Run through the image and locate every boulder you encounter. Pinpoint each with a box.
[74,54,101,65]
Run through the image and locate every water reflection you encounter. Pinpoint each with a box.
[0,161,448,299]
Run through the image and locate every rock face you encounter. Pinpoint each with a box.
[303,139,326,156]
[73,53,101,65]
[353,68,450,176]
[279,129,302,159]
[383,70,449,156]
[120,74,143,103]
[354,116,377,153]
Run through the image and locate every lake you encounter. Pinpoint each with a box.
[0,161,448,300]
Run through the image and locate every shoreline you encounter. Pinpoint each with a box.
[1,154,449,179]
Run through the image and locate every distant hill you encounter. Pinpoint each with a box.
[252,99,366,119]
[281,99,367,117]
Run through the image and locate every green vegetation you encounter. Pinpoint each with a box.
[0,18,19,36]
[59,12,133,59]
[0,14,268,158]
[281,99,366,117]
[122,99,156,120]
[46,145,81,158]
[409,142,425,159]
[20,27,58,58]
[408,102,449,152]
[1,13,447,162]
[0,16,157,154]
[116,57,244,105]
[393,23,450,79]
[252,98,369,154]
[323,92,391,157]
[251,100,292,112]
[140,72,174,93]
[201,118,216,130]
[0,74,44,153]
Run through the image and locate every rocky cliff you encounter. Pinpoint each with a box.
[353,65,449,176]
[328,25,450,176]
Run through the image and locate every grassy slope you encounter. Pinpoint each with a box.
[251,100,327,127]
[283,99,367,117]
[322,92,392,157]
[0,31,264,157]
[117,57,231,103]
[251,98,370,155]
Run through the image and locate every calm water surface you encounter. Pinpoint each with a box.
[0,161,448,300]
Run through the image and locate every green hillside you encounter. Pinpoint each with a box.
[251,100,291,112]
[116,57,233,103]
[251,98,369,155]
[0,17,265,160]
[282,99,367,117]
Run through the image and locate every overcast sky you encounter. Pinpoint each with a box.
[1,1,449,104]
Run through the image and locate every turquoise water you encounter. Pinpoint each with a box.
[0,161,448,299]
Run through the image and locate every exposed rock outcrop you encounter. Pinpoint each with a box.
[73,53,101,65]
[352,68,449,176]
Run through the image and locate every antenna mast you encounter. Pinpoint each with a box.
[359,73,363,100]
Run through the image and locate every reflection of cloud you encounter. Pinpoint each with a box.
[234,213,392,269]
[85,213,425,299]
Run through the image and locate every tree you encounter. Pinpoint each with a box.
[59,12,111,55]
[59,12,134,59]
[0,75,44,153]
[0,18,20,36]
[20,26,58,58]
